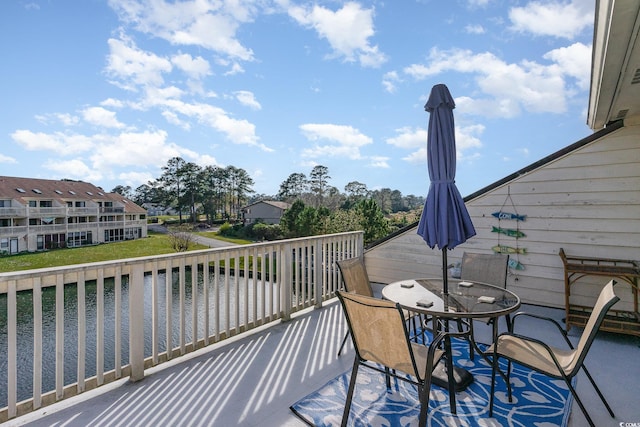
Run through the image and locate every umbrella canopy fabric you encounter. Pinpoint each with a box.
[417,84,476,250]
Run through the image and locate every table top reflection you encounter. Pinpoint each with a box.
[382,278,520,319]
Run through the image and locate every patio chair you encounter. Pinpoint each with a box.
[336,257,420,356]
[336,257,374,356]
[488,280,619,427]
[337,291,461,427]
[460,252,509,358]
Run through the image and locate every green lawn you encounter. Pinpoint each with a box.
[0,232,210,273]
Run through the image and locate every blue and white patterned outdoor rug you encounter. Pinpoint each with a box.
[291,335,574,426]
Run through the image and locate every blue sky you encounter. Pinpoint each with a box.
[1,0,595,199]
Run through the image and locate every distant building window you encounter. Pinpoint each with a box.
[39,200,52,207]
[55,190,62,194]
[75,201,85,207]
[16,188,26,193]
[32,189,42,194]
[0,200,10,207]
[28,200,37,207]
[69,190,76,195]
[86,191,93,196]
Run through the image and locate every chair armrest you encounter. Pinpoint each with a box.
[511,311,574,349]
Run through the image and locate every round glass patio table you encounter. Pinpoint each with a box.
[382,278,521,413]
[382,278,520,319]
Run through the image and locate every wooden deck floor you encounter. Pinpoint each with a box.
[4,298,639,427]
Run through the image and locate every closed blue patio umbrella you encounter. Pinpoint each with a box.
[417,83,476,295]
[417,84,477,398]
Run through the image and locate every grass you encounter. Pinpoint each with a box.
[0,232,210,273]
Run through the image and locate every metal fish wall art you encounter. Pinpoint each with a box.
[508,258,525,270]
[492,245,527,254]
[491,211,526,221]
[491,226,526,238]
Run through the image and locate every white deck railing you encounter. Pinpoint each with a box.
[0,231,363,422]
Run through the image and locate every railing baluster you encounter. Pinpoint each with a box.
[203,255,210,346]
[55,274,64,400]
[191,258,198,350]
[151,262,159,365]
[7,280,17,419]
[33,277,42,409]
[77,270,86,394]
[114,267,122,377]
[179,258,186,355]
[165,260,173,361]
[97,269,104,386]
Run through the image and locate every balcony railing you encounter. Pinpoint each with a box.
[0,231,363,422]
[0,207,27,218]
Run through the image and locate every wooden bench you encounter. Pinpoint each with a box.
[559,248,640,336]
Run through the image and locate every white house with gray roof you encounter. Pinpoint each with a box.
[0,176,147,254]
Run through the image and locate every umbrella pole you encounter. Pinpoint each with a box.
[441,248,448,295]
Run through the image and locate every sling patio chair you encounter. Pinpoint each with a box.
[336,291,466,427]
[488,279,619,427]
[336,256,421,356]
[460,252,509,359]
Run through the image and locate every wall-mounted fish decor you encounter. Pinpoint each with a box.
[491,226,526,238]
[492,211,526,221]
[508,258,525,270]
[492,245,527,254]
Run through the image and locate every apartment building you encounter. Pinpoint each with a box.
[0,176,147,254]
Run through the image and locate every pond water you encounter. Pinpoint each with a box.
[0,272,276,407]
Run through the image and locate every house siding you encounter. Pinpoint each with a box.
[242,201,289,225]
[365,123,640,311]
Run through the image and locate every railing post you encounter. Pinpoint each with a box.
[129,264,145,382]
[281,242,292,321]
[314,240,323,309]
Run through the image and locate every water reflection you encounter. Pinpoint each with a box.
[0,271,271,407]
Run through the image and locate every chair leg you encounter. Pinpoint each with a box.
[563,375,597,427]
[341,358,360,427]
[489,353,497,417]
[338,330,350,356]
[581,365,615,418]
[467,319,475,360]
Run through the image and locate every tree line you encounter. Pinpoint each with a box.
[111,157,425,244]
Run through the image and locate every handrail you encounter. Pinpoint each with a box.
[0,231,363,422]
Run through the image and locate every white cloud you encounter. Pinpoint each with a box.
[82,107,126,129]
[105,36,172,90]
[0,154,17,163]
[404,45,592,117]
[509,0,594,39]
[44,158,103,182]
[465,24,485,34]
[368,156,389,168]
[288,2,387,67]
[117,170,155,187]
[234,91,262,110]
[382,71,401,93]
[386,127,427,149]
[171,53,211,79]
[299,123,372,159]
[544,42,592,90]
[108,0,256,61]
[11,130,93,152]
[89,130,182,170]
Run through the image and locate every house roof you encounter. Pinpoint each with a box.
[588,0,640,129]
[0,176,146,213]
[243,200,290,210]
